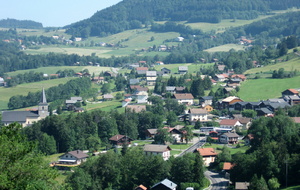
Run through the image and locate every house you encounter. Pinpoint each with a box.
[217,65,226,71]
[136,67,148,75]
[237,117,252,130]
[231,74,246,81]
[156,61,164,65]
[109,135,133,146]
[144,144,172,161]
[219,119,243,129]
[126,105,146,113]
[57,150,89,166]
[103,94,114,101]
[199,96,213,107]
[235,182,250,190]
[175,37,184,42]
[283,95,300,106]
[2,88,49,127]
[164,126,184,143]
[151,179,177,190]
[74,107,84,113]
[219,132,239,144]
[189,108,208,123]
[175,87,185,93]
[256,107,273,117]
[214,74,229,82]
[242,134,254,145]
[209,131,219,141]
[161,67,171,74]
[197,148,218,166]
[145,129,158,139]
[135,185,147,190]
[166,86,176,94]
[103,71,116,77]
[122,99,131,107]
[129,78,140,85]
[174,93,194,105]
[158,45,167,51]
[92,76,105,84]
[223,162,234,172]
[135,91,148,104]
[217,96,243,110]
[282,89,299,97]
[0,77,5,86]
[178,66,188,74]
[146,71,157,86]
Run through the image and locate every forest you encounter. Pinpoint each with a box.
[65,0,300,37]
[0,18,43,29]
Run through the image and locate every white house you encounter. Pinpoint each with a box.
[136,91,148,104]
[197,148,218,166]
[57,150,89,166]
[189,108,208,123]
[174,93,194,105]
[144,144,172,161]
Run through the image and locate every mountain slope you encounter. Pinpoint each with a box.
[65,0,300,37]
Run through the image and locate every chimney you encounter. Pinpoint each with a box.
[77,150,79,154]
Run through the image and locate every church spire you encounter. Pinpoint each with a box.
[41,88,47,103]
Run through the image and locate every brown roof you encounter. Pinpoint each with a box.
[126,105,146,113]
[292,117,300,123]
[136,87,148,92]
[238,117,252,124]
[197,148,218,156]
[231,74,246,80]
[136,67,148,71]
[219,119,239,126]
[66,150,89,159]
[223,162,234,170]
[222,132,239,138]
[235,182,250,190]
[109,135,133,142]
[189,108,208,114]
[174,93,194,100]
[147,129,158,135]
[288,89,299,94]
[135,185,147,190]
[144,144,172,152]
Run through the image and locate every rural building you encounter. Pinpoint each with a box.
[219,119,243,129]
[174,93,194,105]
[235,182,250,190]
[136,67,148,75]
[109,135,133,146]
[219,132,239,144]
[188,108,208,123]
[217,96,243,110]
[178,66,188,74]
[161,67,171,74]
[56,150,89,166]
[199,96,213,107]
[197,148,218,166]
[2,88,49,127]
[151,179,177,190]
[282,89,299,97]
[144,144,172,161]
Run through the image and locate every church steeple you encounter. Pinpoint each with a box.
[38,88,49,118]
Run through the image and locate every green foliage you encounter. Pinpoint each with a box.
[250,174,269,190]
[242,109,257,118]
[0,123,60,189]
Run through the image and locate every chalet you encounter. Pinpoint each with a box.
[103,71,116,77]
[175,87,185,93]
[136,67,148,75]
[103,94,114,101]
[2,88,49,127]
[146,71,157,86]
[151,179,177,190]
[219,119,242,129]
[237,117,252,130]
[235,182,250,190]
[217,65,225,71]
[214,74,229,82]
[126,105,146,113]
[231,102,248,111]
[174,93,194,105]
[178,66,188,74]
[92,76,105,84]
[161,67,171,74]
[158,45,167,51]
[197,148,218,166]
[260,100,291,112]
[145,129,158,139]
[231,74,246,81]
[144,144,172,161]
[219,132,239,144]
[166,86,176,94]
[199,96,213,107]
[156,61,164,65]
[175,36,184,42]
[136,91,148,103]
[282,89,299,97]
[109,135,133,146]
[57,150,89,166]
[164,126,184,143]
[189,108,208,123]
[256,107,273,117]
[74,107,84,113]
[135,185,147,190]
[283,95,300,106]
[74,72,83,77]
[217,96,243,110]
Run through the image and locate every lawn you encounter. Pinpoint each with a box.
[169,143,193,150]
[83,100,124,113]
[154,63,214,74]
[131,140,153,146]
[44,153,64,163]
[281,186,300,190]
[238,76,300,102]
[0,78,72,110]
[205,44,245,53]
[6,66,112,76]
[203,143,249,154]
[244,56,300,74]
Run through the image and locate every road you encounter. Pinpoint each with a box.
[205,170,229,190]
[178,136,206,157]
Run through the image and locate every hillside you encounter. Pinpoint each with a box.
[0,18,43,29]
[65,0,300,37]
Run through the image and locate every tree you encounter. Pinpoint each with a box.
[101,83,111,94]
[268,177,280,190]
[154,128,172,144]
[167,111,177,127]
[242,109,257,118]
[194,120,202,129]
[0,123,60,189]
[249,174,269,190]
[193,153,205,187]
[38,133,57,155]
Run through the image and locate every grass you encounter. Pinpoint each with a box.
[169,143,193,150]
[203,143,249,154]
[154,63,214,75]
[205,44,245,52]
[238,76,300,101]
[244,56,300,74]
[44,153,64,163]
[131,140,153,146]
[83,100,124,112]
[6,66,112,77]
[0,78,73,110]
[171,150,182,156]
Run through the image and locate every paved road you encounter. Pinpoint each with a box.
[205,170,229,190]
[178,136,206,157]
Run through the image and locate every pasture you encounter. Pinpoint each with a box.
[205,44,245,53]
[0,78,72,110]
[238,76,300,102]
[6,66,112,76]
[154,63,214,74]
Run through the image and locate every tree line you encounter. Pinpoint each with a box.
[8,77,91,109]
[0,18,43,29]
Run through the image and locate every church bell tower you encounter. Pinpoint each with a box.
[38,88,49,118]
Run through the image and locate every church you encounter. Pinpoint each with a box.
[1,88,49,127]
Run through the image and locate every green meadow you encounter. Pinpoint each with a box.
[238,76,300,102]
[0,78,72,110]
[205,44,245,53]
[6,66,112,76]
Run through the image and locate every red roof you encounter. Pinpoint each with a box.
[136,67,148,71]
[231,74,246,80]
[288,89,299,94]
[135,185,147,190]
[292,117,300,123]
[223,162,234,170]
[219,119,239,126]
[197,148,218,156]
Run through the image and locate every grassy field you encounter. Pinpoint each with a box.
[0,78,72,110]
[6,66,112,76]
[203,143,249,154]
[205,44,245,53]
[238,76,300,101]
[154,63,214,74]
[244,56,300,74]
[83,100,124,113]
[281,186,300,190]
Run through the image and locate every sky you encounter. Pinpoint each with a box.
[0,0,123,27]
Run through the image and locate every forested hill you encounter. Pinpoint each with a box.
[0,18,43,29]
[65,0,300,37]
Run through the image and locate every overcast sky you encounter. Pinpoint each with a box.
[0,0,123,27]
